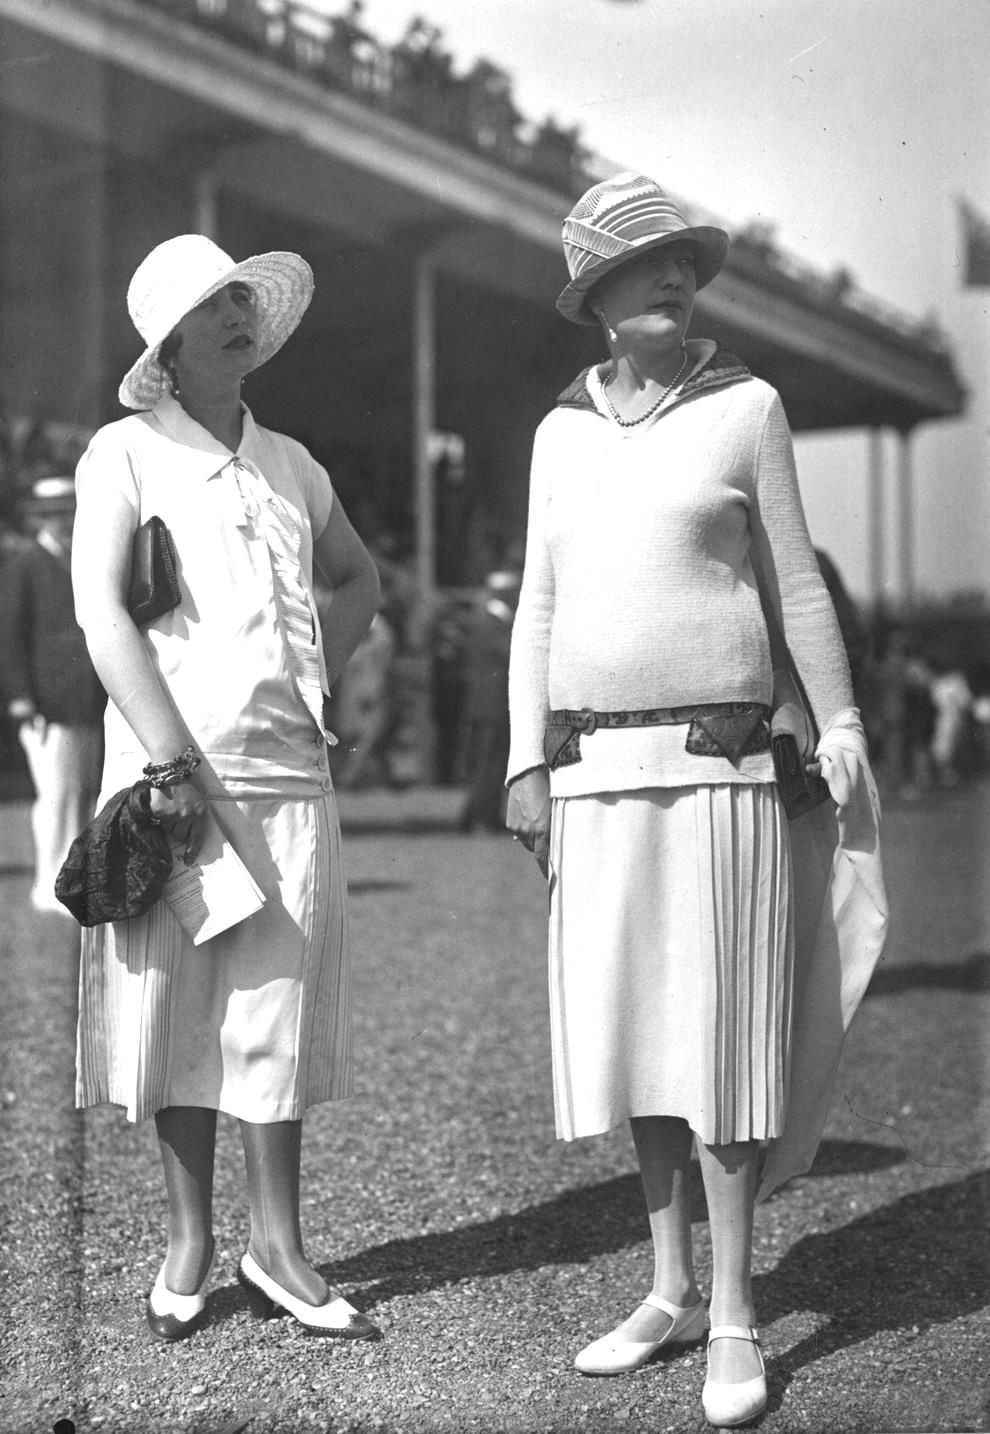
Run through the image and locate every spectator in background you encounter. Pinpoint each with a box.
[902,650,936,797]
[0,504,29,777]
[930,657,973,788]
[331,607,397,789]
[18,417,61,483]
[971,685,990,771]
[0,477,106,912]
[432,596,470,786]
[458,570,520,832]
[873,628,910,795]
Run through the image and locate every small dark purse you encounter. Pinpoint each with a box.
[54,780,173,926]
[127,515,180,626]
[771,731,829,821]
[769,686,831,821]
[753,551,832,823]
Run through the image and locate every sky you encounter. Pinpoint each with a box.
[331,0,989,602]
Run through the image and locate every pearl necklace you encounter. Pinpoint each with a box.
[602,347,689,428]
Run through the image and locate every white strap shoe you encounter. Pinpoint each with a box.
[574,1293,707,1375]
[702,1325,767,1427]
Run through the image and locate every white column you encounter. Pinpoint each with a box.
[193,171,220,239]
[867,426,885,614]
[897,429,915,613]
[411,252,437,642]
[409,251,438,779]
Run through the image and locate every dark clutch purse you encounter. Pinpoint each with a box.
[128,515,180,626]
[769,667,831,822]
[771,731,831,821]
[54,781,173,926]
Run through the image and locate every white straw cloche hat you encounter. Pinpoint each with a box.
[556,172,729,325]
[118,234,314,410]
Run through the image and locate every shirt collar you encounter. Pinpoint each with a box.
[555,340,751,414]
[148,392,260,480]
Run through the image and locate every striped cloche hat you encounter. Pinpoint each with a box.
[556,172,729,325]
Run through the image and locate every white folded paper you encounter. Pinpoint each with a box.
[163,813,266,945]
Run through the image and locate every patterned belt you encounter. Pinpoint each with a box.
[544,702,772,771]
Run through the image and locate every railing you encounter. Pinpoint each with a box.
[727,220,954,358]
[133,0,953,360]
[138,0,593,195]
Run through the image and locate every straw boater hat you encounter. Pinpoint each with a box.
[118,234,315,410]
[556,172,729,325]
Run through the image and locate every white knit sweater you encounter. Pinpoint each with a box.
[507,341,853,796]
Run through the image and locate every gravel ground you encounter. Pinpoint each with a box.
[1,780,988,1434]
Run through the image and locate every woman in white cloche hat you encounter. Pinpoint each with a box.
[70,234,382,1342]
[506,173,887,1427]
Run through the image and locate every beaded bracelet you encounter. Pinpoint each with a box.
[142,745,201,790]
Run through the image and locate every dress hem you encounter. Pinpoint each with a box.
[74,1083,355,1126]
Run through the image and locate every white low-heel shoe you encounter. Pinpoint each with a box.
[702,1325,767,1427]
[574,1293,707,1376]
[237,1250,379,1339]
[146,1244,216,1342]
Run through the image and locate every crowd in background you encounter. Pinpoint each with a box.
[864,633,984,798]
[814,548,987,798]
[1,413,988,843]
[326,544,990,821]
[137,0,591,200]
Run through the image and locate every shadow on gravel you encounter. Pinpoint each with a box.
[317,1171,658,1306]
[244,1140,902,1311]
[865,949,990,996]
[755,1169,989,1412]
[346,879,412,895]
[797,1139,906,1178]
[202,1172,654,1328]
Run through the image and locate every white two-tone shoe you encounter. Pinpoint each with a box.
[574,1293,707,1375]
[702,1325,767,1427]
[146,1244,216,1342]
[237,1250,379,1339]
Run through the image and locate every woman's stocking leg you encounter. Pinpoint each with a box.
[155,1105,217,1294]
[696,1138,762,1382]
[618,1115,701,1341]
[240,1117,327,1305]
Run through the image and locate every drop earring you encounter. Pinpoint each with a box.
[598,308,618,345]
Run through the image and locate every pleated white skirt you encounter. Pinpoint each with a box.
[548,783,793,1145]
[76,791,352,1124]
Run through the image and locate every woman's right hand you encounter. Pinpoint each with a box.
[506,767,551,876]
[149,779,208,865]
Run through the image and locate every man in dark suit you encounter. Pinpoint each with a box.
[457,570,520,833]
[0,477,106,912]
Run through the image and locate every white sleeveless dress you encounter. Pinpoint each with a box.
[74,395,351,1124]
